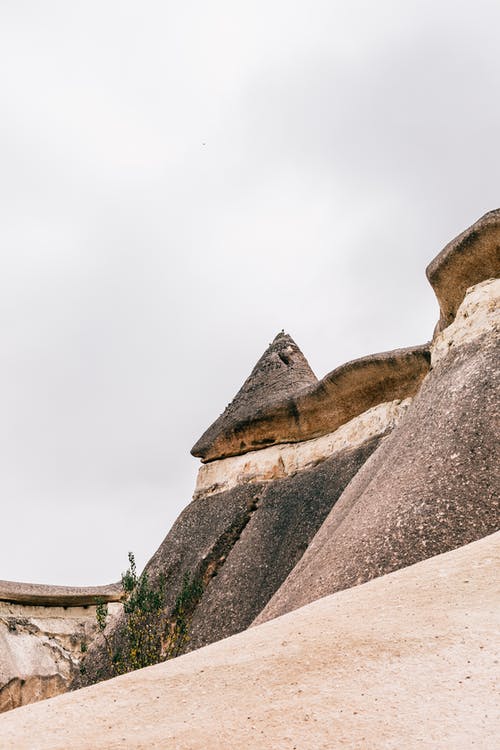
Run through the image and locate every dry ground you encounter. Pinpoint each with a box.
[0,532,498,749]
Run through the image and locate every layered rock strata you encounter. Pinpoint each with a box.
[78,433,386,684]
[3,209,498,717]
[2,532,498,750]
[427,208,500,331]
[0,584,122,713]
[256,277,500,624]
[77,336,423,685]
[194,398,412,499]
[192,344,430,462]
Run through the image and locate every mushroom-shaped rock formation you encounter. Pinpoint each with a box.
[256,277,500,625]
[427,208,500,332]
[191,331,318,461]
[192,344,430,462]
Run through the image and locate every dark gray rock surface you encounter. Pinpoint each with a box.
[255,332,500,624]
[75,433,384,685]
[186,434,382,651]
[74,483,260,687]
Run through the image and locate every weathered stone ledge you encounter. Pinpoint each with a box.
[427,208,500,332]
[0,581,123,607]
[193,345,430,462]
[194,398,412,499]
[0,596,124,713]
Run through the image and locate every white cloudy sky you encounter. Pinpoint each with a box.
[1,1,499,585]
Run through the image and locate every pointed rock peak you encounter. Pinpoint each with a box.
[246,330,317,390]
[191,332,317,461]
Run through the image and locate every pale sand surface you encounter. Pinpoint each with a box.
[1,532,498,749]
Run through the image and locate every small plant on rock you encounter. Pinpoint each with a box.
[93,553,203,678]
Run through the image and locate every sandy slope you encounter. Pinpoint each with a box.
[1,532,498,750]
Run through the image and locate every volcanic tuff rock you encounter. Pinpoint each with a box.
[0,584,122,713]
[2,533,498,750]
[78,326,424,684]
[2,208,499,720]
[427,208,500,332]
[76,432,385,684]
[256,277,500,624]
[192,344,430,462]
[193,398,412,499]
[185,433,383,652]
[191,331,318,461]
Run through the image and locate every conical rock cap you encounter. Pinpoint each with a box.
[192,332,317,461]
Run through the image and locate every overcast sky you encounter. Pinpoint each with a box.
[1,1,499,585]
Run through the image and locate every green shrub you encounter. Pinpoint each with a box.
[94,553,202,677]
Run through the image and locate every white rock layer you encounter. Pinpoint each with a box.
[431,278,499,366]
[194,398,412,499]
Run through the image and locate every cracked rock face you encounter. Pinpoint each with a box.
[0,603,103,712]
[255,281,500,625]
[185,434,383,652]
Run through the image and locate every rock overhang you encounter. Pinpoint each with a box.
[426,208,500,332]
[192,344,431,463]
[0,581,123,607]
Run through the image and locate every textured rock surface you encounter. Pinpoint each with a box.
[77,434,383,682]
[194,398,411,499]
[256,282,499,624]
[193,344,430,462]
[431,278,499,365]
[186,434,382,651]
[0,599,122,713]
[192,331,318,461]
[427,208,500,331]
[1,533,498,750]
[0,582,122,607]
[74,483,261,687]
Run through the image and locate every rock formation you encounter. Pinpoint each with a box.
[191,331,318,460]
[1,532,498,749]
[0,582,122,712]
[426,207,500,331]
[192,342,430,462]
[256,277,499,623]
[1,208,498,723]
[78,337,418,684]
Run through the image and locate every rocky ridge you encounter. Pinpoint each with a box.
[0,209,498,722]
